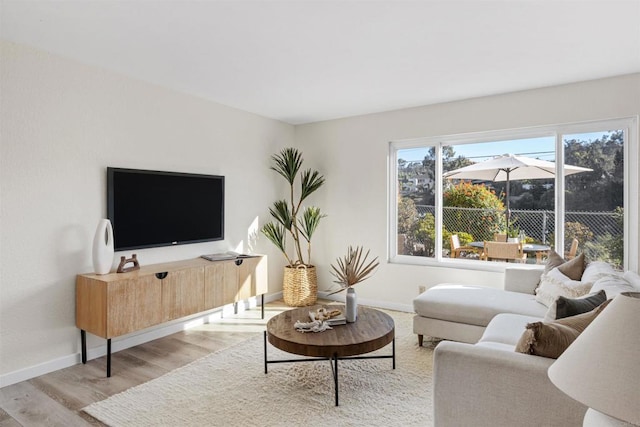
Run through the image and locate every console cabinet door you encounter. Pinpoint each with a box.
[237,256,268,301]
[204,261,238,309]
[107,275,163,336]
[106,279,138,337]
[162,267,205,321]
[134,275,163,330]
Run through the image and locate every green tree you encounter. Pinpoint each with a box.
[564,131,624,212]
[444,181,506,242]
[418,146,474,206]
[398,196,418,235]
[415,213,436,256]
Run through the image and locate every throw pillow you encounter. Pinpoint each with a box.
[623,271,640,291]
[535,249,571,292]
[543,289,607,322]
[515,299,611,359]
[535,267,593,308]
[581,261,617,284]
[544,250,566,274]
[591,275,634,299]
[557,252,586,281]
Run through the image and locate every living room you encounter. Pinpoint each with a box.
[1,1,640,425]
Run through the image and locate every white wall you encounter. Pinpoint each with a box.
[2,39,639,386]
[296,73,640,310]
[0,41,294,383]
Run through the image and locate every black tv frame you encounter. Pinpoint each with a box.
[107,167,224,251]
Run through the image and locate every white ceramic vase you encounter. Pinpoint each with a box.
[92,219,114,275]
[346,287,357,322]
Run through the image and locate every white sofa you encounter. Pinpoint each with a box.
[413,266,545,345]
[414,262,640,427]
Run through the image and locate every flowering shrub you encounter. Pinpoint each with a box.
[444,181,506,242]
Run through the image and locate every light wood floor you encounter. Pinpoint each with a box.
[0,300,294,427]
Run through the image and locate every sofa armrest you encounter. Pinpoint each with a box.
[503,266,543,294]
[433,341,586,427]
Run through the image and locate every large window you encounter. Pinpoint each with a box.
[390,118,637,271]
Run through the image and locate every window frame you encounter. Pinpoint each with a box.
[389,117,638,272]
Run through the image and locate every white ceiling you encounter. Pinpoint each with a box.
[2,1,640,125]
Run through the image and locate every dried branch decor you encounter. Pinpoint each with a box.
[329,246,379,294]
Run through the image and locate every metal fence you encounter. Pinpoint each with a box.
[411,205,622,266]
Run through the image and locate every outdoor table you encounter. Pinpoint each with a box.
[469,241,550,263]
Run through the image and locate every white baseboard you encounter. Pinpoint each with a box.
[0,291,413,388]
[0,292,283,388]
[317,291,414,313]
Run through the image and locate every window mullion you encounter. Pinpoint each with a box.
[555,133,565,253]
[435,144,443,260]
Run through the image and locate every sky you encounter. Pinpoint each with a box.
[398,131,613,164]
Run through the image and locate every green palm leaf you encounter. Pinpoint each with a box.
[270,148,302,185]
[298,206,325,242]
[269,200,293,229]
[300,169,325,202]
[260,222,293,266]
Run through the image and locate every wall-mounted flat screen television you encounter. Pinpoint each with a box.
[107,167,224,251]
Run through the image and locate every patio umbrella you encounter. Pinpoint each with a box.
[443,153,592,227]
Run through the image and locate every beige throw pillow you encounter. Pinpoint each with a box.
[557,252,586,281]
[535,267,593,308]
[544,250,566,274]
[536,250,585,292]
[515,299,611,359]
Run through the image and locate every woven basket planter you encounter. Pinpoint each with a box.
[283,265,318,307]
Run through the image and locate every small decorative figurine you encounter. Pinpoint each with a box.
[117,253,140,273]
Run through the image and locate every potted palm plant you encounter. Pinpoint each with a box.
[261,147,326,306]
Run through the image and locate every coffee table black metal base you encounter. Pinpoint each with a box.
[263,305,396,406]
[263,331,395,406]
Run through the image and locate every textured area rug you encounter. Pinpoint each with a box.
[83,310,433,426]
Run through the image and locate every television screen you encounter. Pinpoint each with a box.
[107,167,224,251]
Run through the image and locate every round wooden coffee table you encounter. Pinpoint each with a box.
[264,305,395,406]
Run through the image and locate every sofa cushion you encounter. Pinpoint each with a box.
[543,289,607,322]
[514,299,611,359]
[414,284,547,328]
[535,268,593,307]
[479,313,542,347]
[475,341,517,352]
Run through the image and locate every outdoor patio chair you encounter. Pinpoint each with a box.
[493,233,508,242]
[565,238,579,260]
[449,234,478,258]
[480,241,526,263]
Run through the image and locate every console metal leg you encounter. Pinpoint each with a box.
[261,294,265,319]
[234,302,238,315]
[107,339,112,378]
[81,330,87,364]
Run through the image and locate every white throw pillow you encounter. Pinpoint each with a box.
[591,274,634,299]
[623,271,640,291]
[535,267,593,308]
[581,261,617,284]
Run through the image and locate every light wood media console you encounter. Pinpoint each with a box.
[76,255,267,377]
